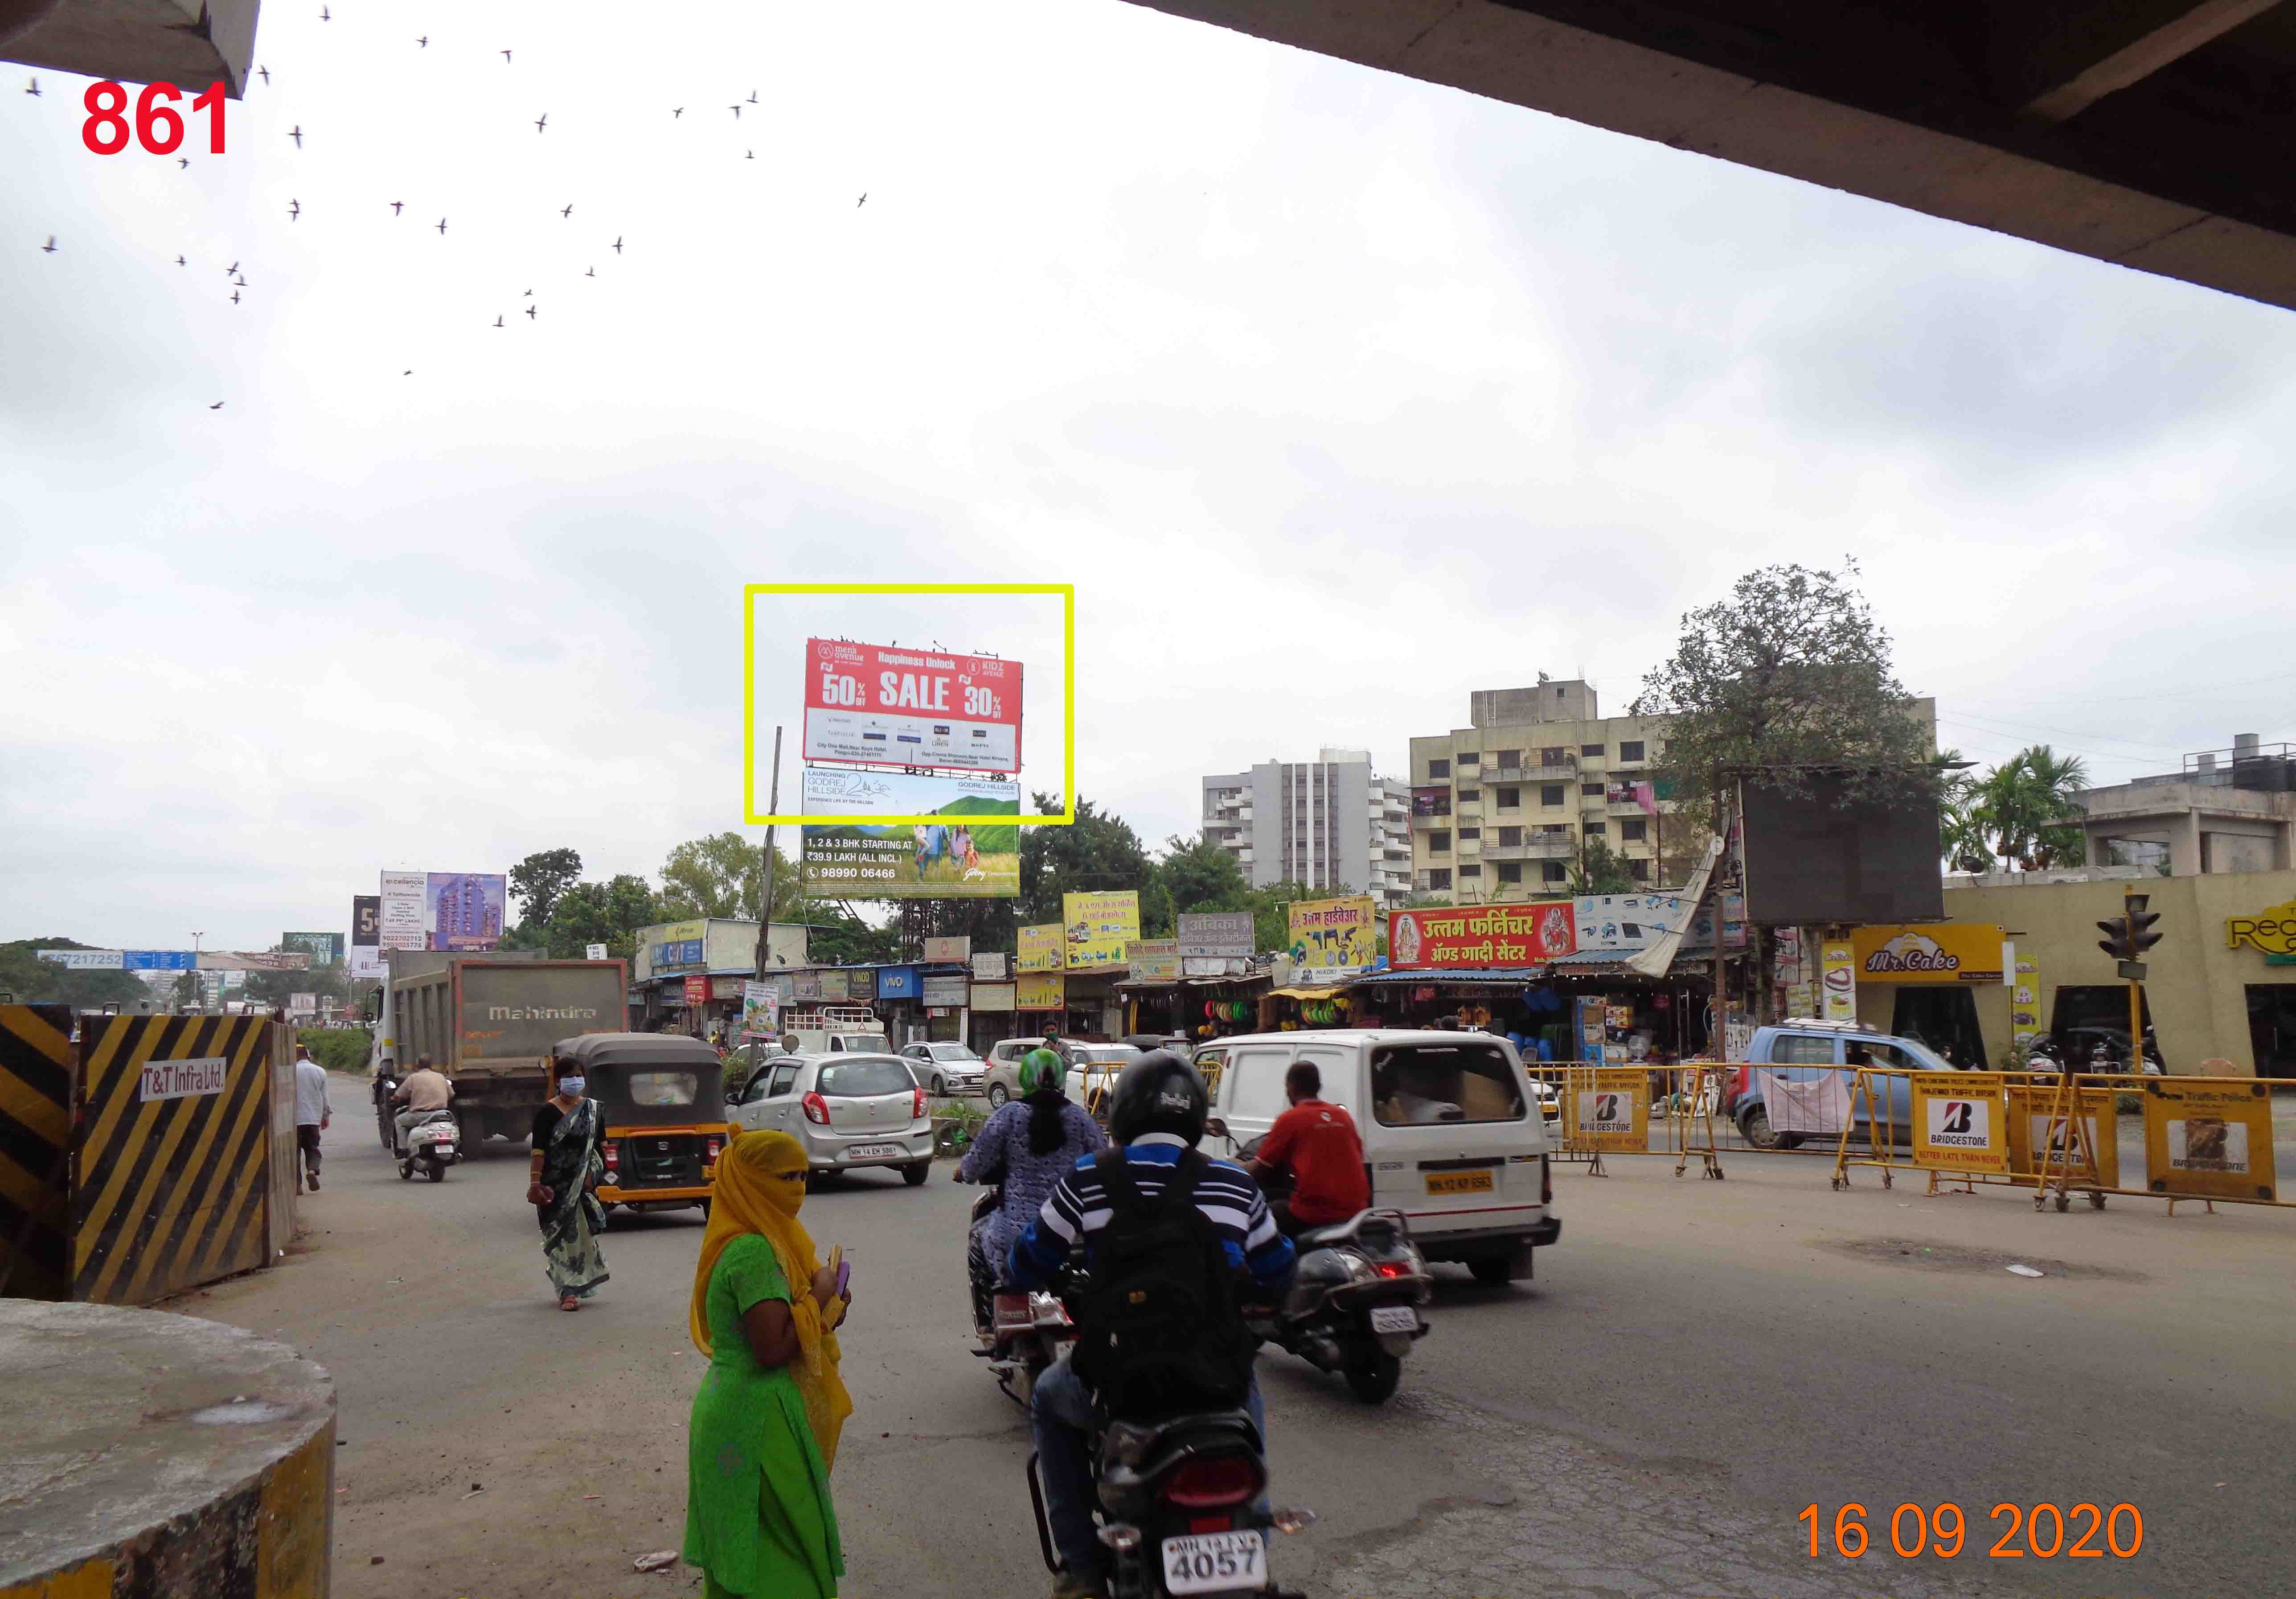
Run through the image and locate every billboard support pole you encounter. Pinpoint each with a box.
[753,726,784,985]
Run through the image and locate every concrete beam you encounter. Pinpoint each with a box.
[3,0,260,98]
[2000,0,2285,123]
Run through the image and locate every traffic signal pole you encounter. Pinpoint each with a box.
[2127,885,2144,1074]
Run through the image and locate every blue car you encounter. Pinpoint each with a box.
[1724,1022,1966,1148]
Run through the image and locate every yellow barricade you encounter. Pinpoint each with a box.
[1552,1063,1731,1180]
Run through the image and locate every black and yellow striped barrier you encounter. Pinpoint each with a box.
[0,1003,74,1300]
[73,1015,274,1305]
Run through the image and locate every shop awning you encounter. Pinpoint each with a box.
[1546,950,1713,978]
[1267,984,1349,1000]
[1116,974,1267,991]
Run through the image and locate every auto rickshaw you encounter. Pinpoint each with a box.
[552,1032,732,1225]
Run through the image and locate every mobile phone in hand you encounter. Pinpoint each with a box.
[833,1257,852,1297]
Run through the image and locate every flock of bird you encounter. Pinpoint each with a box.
[20,12,873,406]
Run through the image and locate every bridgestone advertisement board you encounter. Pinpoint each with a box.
[1908,1071,2008,1174]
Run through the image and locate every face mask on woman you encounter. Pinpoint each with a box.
[557,1076,586,1098]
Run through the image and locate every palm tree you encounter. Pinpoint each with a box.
[1938,748,1993,873]
[1976,745,2090,870]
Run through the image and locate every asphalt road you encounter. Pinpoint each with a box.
[179,1076,2296,1599]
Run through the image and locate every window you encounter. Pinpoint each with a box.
[627,1070,698,1106]
[1460,864,1481,878]
[1628,857,1649,881]
[1427,758,1450,779]
[1430,830,1451,852]
[1495,787,1520,810]
[1619,740,1646,762]
[1581,781,1605,796]
[1495,749,1521,769]
[1427,868,1451,891]
[1583,821,1605,837]
[1497,826,1522,846]
[1541,785,1565,806]
[1497,863,1523,884]
[1542,862,1566,883]
[1457,750,1479,765]
[1458,788,1480,802]
[1371,1042,1525,1126]
[1581,743,1605,757]
[1458,826,1480,840]
[1620,818,1647,842]
[750,1062,800,1102]
[1540,746,1568,766]
[814,1059,914,1098]
[1770,1034,1838,1065]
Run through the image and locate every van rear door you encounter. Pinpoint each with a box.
[1364,1039,1544,1235]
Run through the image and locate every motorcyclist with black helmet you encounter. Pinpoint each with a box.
[1007,1049,1296,1599]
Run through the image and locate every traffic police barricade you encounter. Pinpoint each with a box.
[1829,1065,2296,1215]
[1554,1062,1731,1180]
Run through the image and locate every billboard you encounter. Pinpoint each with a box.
[380,870,427,950]
[123,951,196,970]
[1177,913,1253,960]
[1573,893,1747,953]
[1063,892,1140,969]
[1017,924,1064,973]
[425,872,506,950]
[1736,773,1944,925]
[799,768,1020,898]
[352,896,381,946]
[1126,940,1181,982]
[1389,902,1575,970]
[282,932,344,969]
[802,637,1022,774]
[1286,896,1377,982]
[348,945,387,983]
[1017,973,1064,1011]
[37,949,125,970]
[923,935,972,962]
[742,980,779,1039]
[1850,923,2006,984]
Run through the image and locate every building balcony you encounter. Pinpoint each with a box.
[1410,810,1453,826]
[1483,838,1577,862]
[1456,800,1484,819]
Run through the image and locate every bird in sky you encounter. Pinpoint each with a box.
[287,125,303,148]
[209,401,223,410]
[525,304,537,320]
[226,260,238,274]
[857,193,867,206]
[672,107,684,119]
[320,5,330,20]
[493,315,504,328]
[258,66,269,85]
[177,157,188,169]
[416,36,427,47]
[534,112,547,132]
[500,49,512,62]
[746,150,754,160]
[175,254,185,265]
[436,217,448,234]
[523,288,533,297]
[560,203,573,218]
[612,235,623,253]
[234,272,246,285]
[391,200,403,214]
[585,266,595,277]
[288,198,301,220]
[748,89,758,103]
[231,289,241,303]
[730,104,741,118]
[403,370,412,376]
[25,78,39,97]
[41,236,57,253]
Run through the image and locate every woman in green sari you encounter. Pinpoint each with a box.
[685,1130,853,1599]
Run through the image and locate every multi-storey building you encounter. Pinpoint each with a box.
[1201,749,1414,906]
[1406,681,1677,905]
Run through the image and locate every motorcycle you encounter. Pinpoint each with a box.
[969,1185,1078,1408]
[1029,1406,1315,1599]
[396,1107,460,1183]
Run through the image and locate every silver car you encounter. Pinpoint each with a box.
[730,1053,935,1185]
[902,1041,988,1097]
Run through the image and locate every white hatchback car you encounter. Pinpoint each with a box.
[730,1052,936,1185]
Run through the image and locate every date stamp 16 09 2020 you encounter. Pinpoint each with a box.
[1798,1502,2144,1561]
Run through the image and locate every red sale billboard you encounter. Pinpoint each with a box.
[802,639,1022,774]
[1389,901,1576,970]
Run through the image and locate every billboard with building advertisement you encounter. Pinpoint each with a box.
[424,872,506,950]
[801,637,1022,774]
[1389,902,1575,970]
[799,767,1021,897]
[1063,892,1140,969]
[1286,896,1377,981]
[1017,923,1064,973]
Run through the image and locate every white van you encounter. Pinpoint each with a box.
[1205,1029,1559,1284]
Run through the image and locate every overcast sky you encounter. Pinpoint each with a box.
[6,0,2294,953]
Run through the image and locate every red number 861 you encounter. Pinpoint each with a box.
[82,80,228,156]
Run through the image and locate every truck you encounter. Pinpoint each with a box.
[370,952,628,1147]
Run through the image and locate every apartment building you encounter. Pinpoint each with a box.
[1406,681,1677,905]
[1201,750,1414,906]
[2078,735,2296,876]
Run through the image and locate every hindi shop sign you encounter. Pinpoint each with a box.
[1285,897,1376,982]
[1017,923,1064,973]
[1177,912,1253,961]
[1388,902,1574,970]
[140,1056,228,1102]
[802,637,1022,774]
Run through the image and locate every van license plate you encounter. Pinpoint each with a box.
[1425,1169,1495,1196]
[1163,1530,1265,1595]
[845,1143,901,1160]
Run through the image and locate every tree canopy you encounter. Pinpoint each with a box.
[1943,744,2090,872]
[508,847,583,927]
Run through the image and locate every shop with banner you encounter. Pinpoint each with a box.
[1121,974,1271,1043]
[1535,950,1719,1063]
[1008,967,1128,1042]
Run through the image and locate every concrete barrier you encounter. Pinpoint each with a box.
[0,1300,335,1598]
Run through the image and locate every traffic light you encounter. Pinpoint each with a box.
[2127,893,2162,957]
[2096,913,2133,962]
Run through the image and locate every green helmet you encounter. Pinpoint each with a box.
[1018,1048,1065,1095]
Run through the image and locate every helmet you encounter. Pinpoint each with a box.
[1018,1048,1065,1095]
[1107,1049,1209,1147]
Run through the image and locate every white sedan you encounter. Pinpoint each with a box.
[901,1041,988,1096]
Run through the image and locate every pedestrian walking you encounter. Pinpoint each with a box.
[684,1130,851,1599]
[293,1044,330,1192]
[526,1057,609,1311]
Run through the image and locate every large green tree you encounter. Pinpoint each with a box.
[543,875,664,960]
[0,939,155,1010]
[508,847,584,928]
[1972,745,2090,870]
[1157,835,1252,917]
[1569,839,1638,895]
[660,832,774,920]
[1632,560,1936,826]
[1018,795,1166,935]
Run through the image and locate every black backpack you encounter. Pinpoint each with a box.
[1070,1147,1254,1420]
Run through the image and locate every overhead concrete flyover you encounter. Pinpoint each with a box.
[1122,1,2296,313]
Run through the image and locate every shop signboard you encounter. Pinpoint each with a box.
[971,982,1017,1011]
[878,965,921,1000]
[2005,1085,2118,1188]
[819,970,852,1002]
[741,980,779,1039]
[379,869,426,950]
[682,974,709,1007]
[1286,896,1376,981]
[1410,786,1450,818]
[1568,1066,1649,1153]
[2010,953,2043,1048]
[847,968,878,1002]
[793,970,822,1001]
[586,943,608,961]
[2141,1079,2276,1201]
[645,920,709,977]
[1389,902,1574,970]
[282,932,344,969]
[1574,893,1745,952]
[922,973,969,1007]
[801,637,1022,773]
[972,951,1008,980]
[352,896,381,946]
[1177,912,1254,960]
[1908,1071,2008,1174]
[1849,923,2007,984]
[348,945,386,982]
[423,872,506,950]
[1819,940,1857,1022]
[923,935,972,963]
[1126,940,1181,982]
[712,976,746,1001]
[1017,924,1064,973]
[2225,899,2296,963]
[1016,973,1064,1011]
[799,767,1021,899]
[1062,892,1140,970]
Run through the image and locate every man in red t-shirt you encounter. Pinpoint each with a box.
[1251,1061,1370,1237]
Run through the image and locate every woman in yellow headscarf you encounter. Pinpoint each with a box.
[683,1131,853,1599]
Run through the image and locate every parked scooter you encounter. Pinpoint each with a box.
[1250,1208,1430,1403]
[396,1107,460,1183]
[969,1185,1078,1407]
[1028,1406,1314,1599]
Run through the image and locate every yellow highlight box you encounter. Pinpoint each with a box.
[742,582,1074,826]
